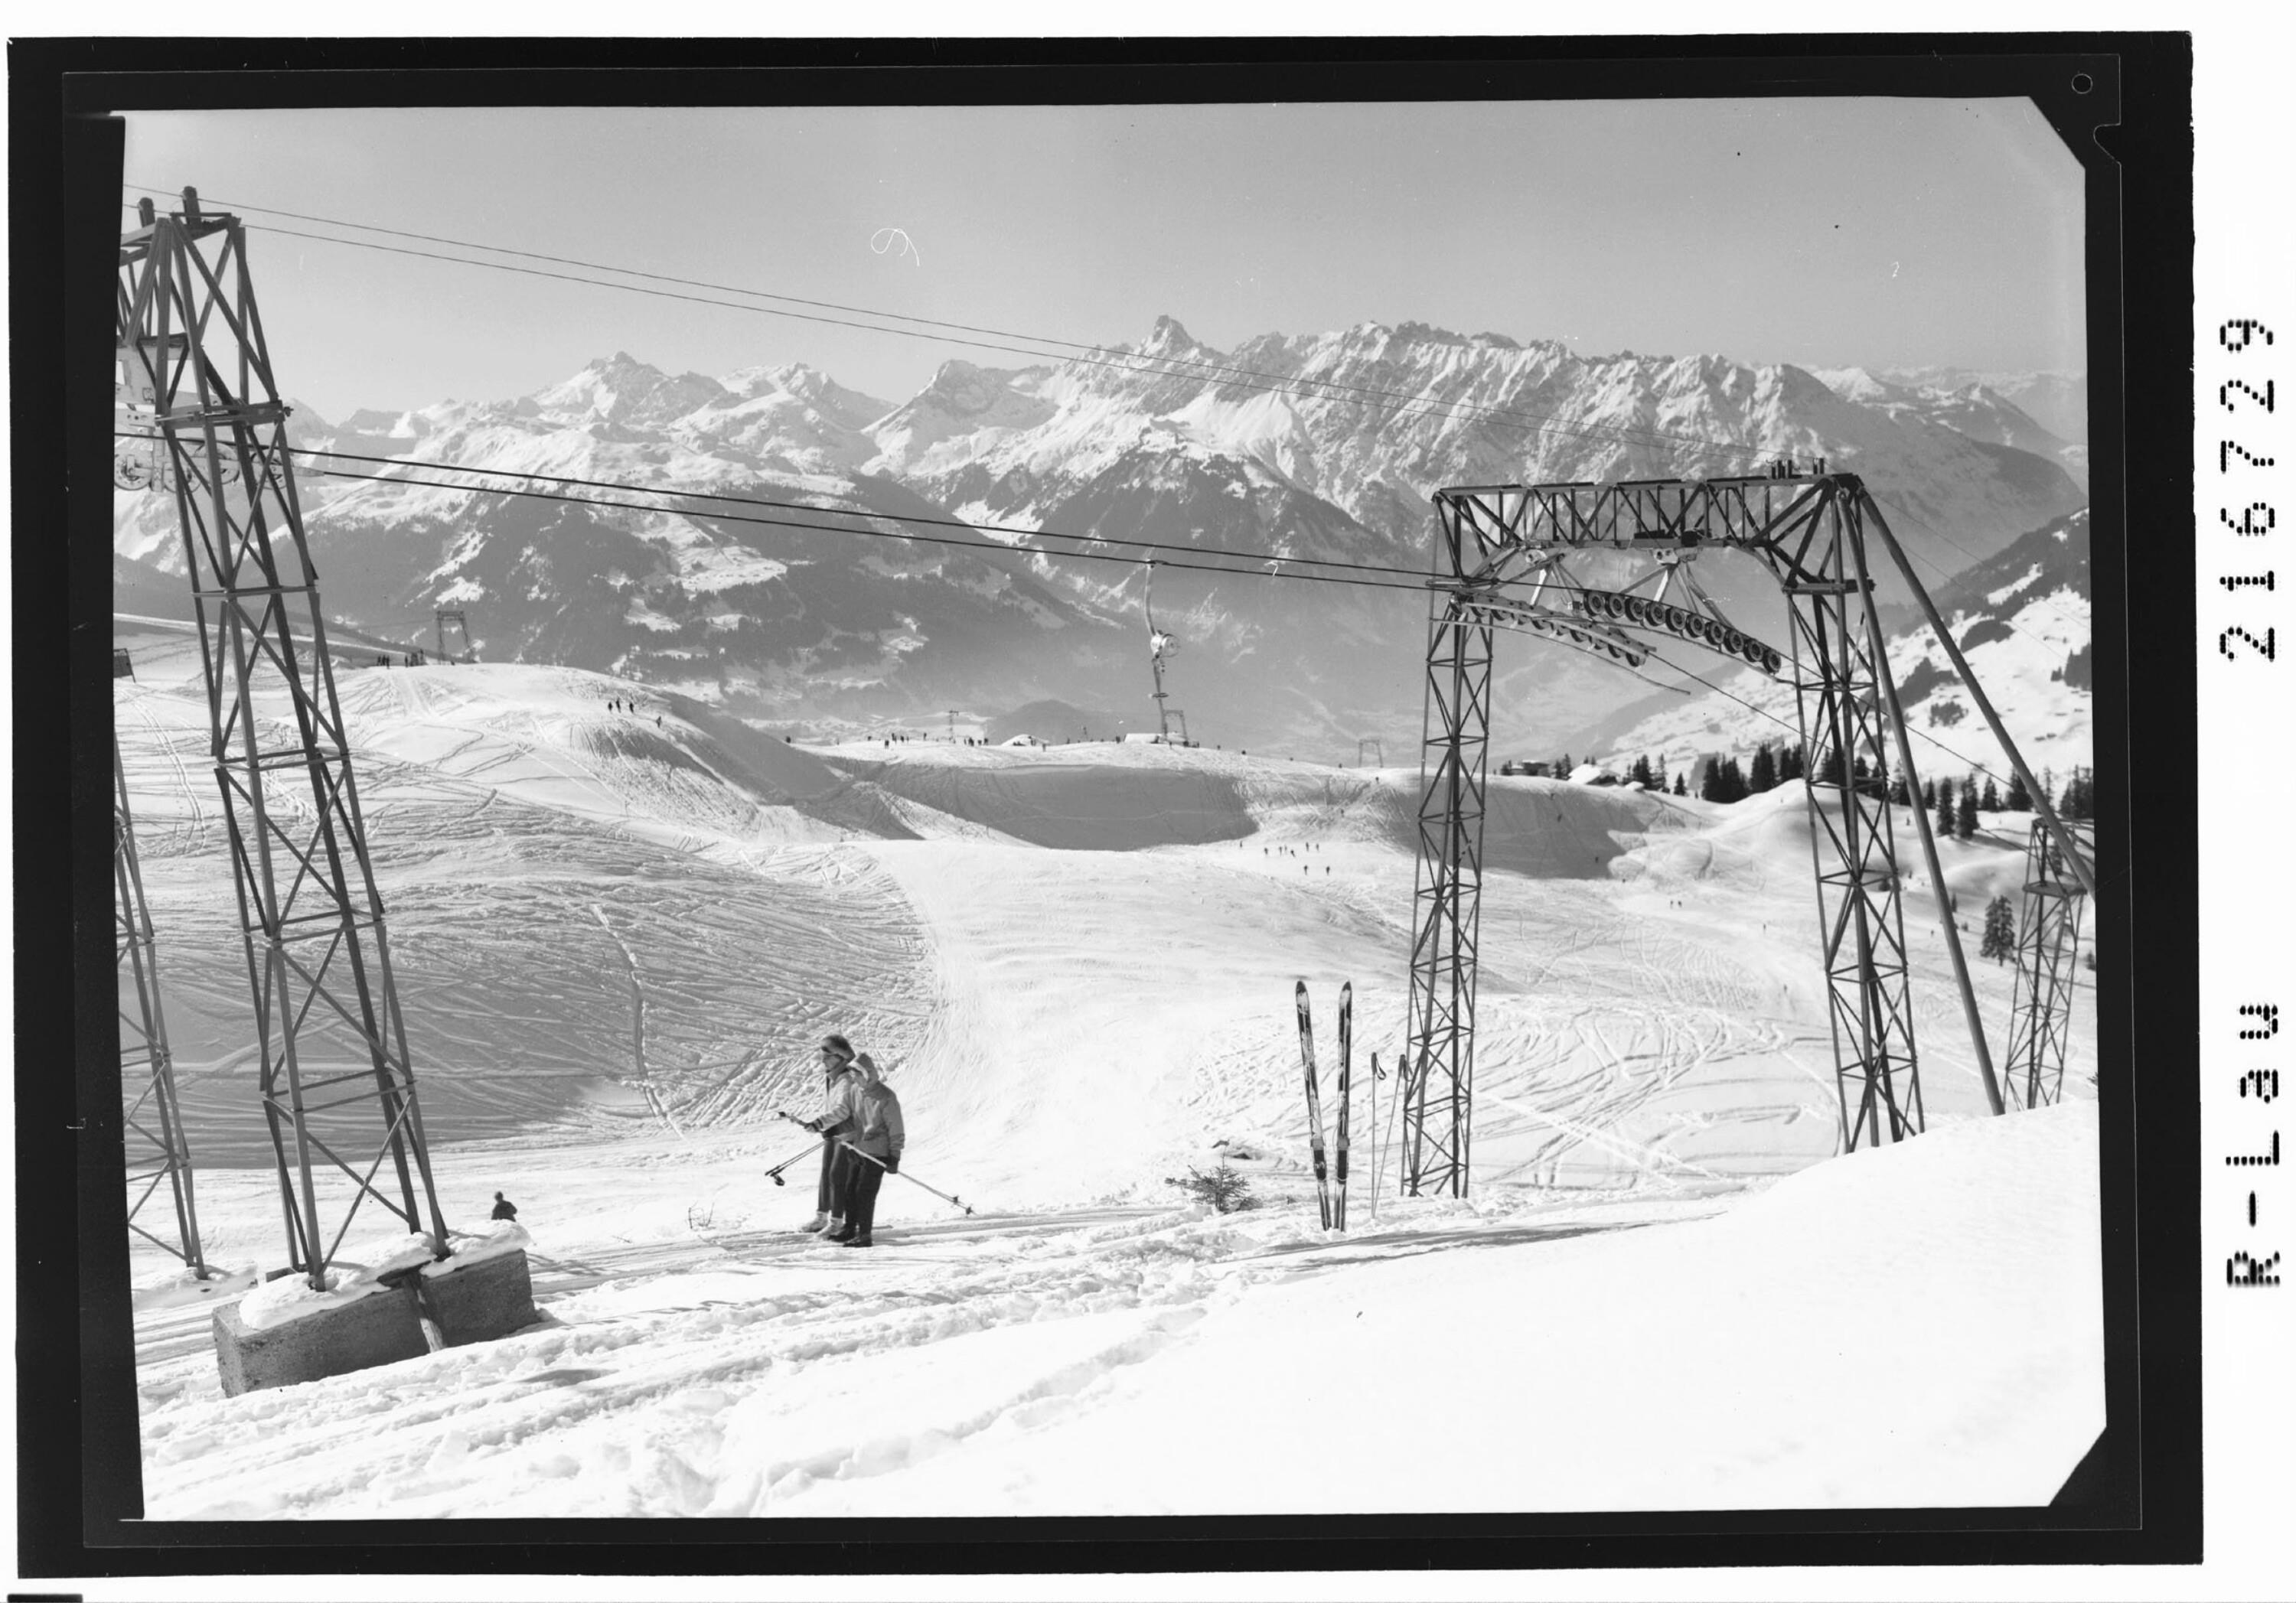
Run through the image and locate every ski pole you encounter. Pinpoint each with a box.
[1364,1050,1381,1225]
[760,1138,820,1187]
[774,1108,975,1216]
[836,1140,975,1217]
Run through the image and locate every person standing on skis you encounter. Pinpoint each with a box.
[799,1034,860,1233]
[824,1053,905,1248]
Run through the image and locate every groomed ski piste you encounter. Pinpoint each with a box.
[115,620,2102,1518]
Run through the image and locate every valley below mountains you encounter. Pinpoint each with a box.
[113,319,2089,760]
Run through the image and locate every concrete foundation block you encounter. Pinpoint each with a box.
[211,1285,429,1398]
[417,1247,540,1347]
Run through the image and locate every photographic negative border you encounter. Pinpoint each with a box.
[13,28,2193,1585]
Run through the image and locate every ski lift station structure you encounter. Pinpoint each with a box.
[1397,472,2101,1197]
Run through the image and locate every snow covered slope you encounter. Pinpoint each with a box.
[131,1103,2101,1517]
[116,643,2100,1516]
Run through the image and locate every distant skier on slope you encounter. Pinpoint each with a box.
[824,1053,905,1248]
[798,1034,862,1233]
[489,1191,518,1222]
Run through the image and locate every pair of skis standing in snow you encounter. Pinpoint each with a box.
[1295,979,1368,1230]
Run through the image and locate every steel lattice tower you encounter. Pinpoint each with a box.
[114,734,207,1275]
[2002,819,2094,1109]
[1753,490,1923,1147]
[1399,471,2081,1193]
[1401,547,1495,1196]
[118,190,448,1287]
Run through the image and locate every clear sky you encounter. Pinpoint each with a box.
[125,99,2086,421]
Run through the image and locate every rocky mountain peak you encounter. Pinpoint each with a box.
[531,353,728,428]
[1139,314,1212,361]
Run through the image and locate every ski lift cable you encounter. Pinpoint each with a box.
[117,186,1774,469]
[113,487,2065,803]
[112,433,2063,791]
[272,461,1442,596]
[252,222,1755,469]
[216,437,1462,588]
[297,451,2043,795]
[132,427,1945,627]
[116,426,1463,594]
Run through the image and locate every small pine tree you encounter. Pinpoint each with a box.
[1749,743,1777,793]
[1721,757,1749,802]
[1980,777,2002,812]
[2005,769,2031,811]
[1922,777,1937,810]
[1700,758,1724,803]
[1165,1165,1257,1213]
[1556,752,1573,778]
[1630,754,1654,788]
[1671,772,1687,797]
[1779,743,1802,783]
[1935,778,1955,843]
[1888,768,1910,806]
[1979,894,2018,964]
[1955,781,1979,839]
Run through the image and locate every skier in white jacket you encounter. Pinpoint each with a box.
[823,1054,905,1247]
[799,1034,860,1233]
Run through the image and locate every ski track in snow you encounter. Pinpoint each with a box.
[136,1197,1701,1520]
[111,651,2102,1517]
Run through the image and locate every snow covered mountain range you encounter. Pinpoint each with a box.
[113,321,2087,757]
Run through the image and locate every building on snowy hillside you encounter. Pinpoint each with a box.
[1499,760,1554,777]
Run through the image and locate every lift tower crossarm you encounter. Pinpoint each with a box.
[1436,473,1838,587]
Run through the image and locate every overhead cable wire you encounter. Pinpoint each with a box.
[115,427,1451,592]
[267,443,2081,723]
[292,462,1444,596]
[112,430,2053,788]
[119,185,1772,470]
[113,477,2063,801]
[230,438,1462,588]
